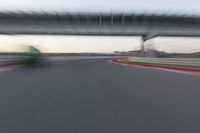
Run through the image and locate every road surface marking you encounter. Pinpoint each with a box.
[109,59,200,75]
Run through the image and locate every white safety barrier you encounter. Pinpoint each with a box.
[128,57,200,66]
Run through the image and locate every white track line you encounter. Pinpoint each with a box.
[0,68,14,72]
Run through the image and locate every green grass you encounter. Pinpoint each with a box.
[173,52,200,58]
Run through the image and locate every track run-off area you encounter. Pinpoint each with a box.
[0,57,200,133]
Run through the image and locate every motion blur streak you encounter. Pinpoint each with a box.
[0,58,200,133]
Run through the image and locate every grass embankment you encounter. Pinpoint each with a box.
[173,52,200,58]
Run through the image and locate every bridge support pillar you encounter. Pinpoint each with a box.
[140,35,155,57]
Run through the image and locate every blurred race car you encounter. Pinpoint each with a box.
[23,46,45,66]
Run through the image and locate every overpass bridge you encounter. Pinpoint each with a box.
[0,12,200,36]
[0,12,200,52]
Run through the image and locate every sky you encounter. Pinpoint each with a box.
[0,0,200,14]
[0,0,200,53]
[0,35,140,53]
[1,35,200,53]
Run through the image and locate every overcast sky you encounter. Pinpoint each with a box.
[0,0,200,53]
[0,0,200,14]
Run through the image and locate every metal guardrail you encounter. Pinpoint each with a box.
[128,57,200,66]
[0,55,26,62]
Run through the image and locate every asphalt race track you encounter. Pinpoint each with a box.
[0,58,200,133]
